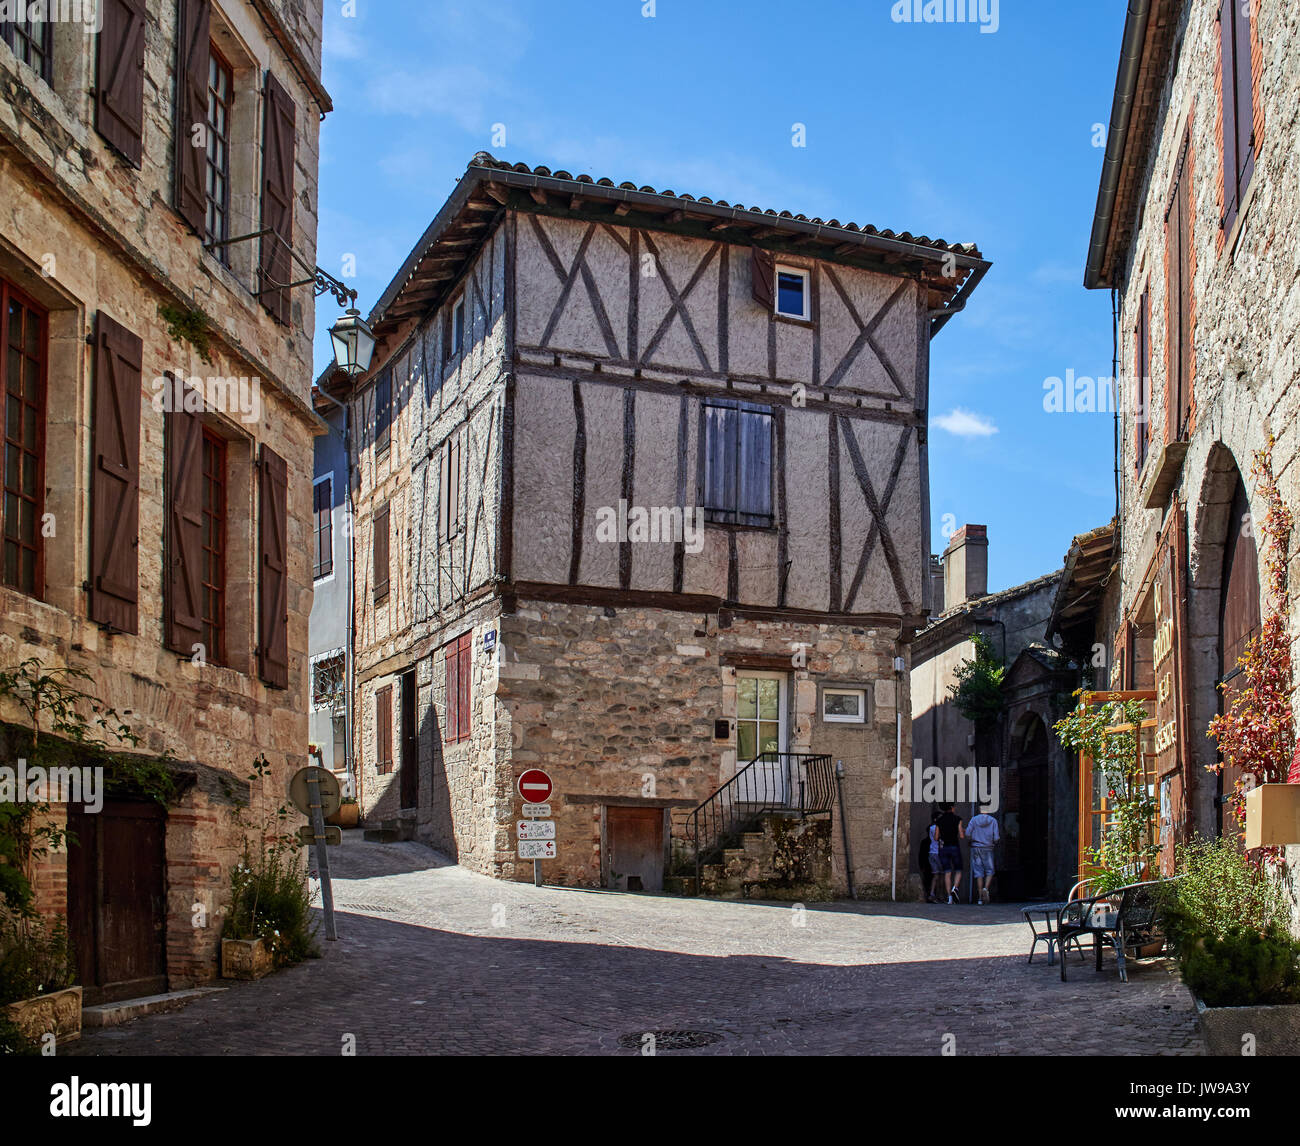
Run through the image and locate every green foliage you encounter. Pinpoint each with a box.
[0,1012,37,1056]
[1181,927,1300,1008]
[947,634,1006,728]
[158,302,213,364]
[1161,836,1293,948]
[0,914,75,1006]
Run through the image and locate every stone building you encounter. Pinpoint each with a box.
[0,0,329,1001]
[328,153,988,896]
[911,525,1078,899]
[1081,0,1300,878]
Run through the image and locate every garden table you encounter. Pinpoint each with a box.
[1020,902,1085,966]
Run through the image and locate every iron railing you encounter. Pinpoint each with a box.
[686,752,835,887]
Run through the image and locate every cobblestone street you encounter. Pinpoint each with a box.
[69,836,1205,1057]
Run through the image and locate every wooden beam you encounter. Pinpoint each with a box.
[613,202,633,216]
[483,183,509,205]
[529,188,548,205]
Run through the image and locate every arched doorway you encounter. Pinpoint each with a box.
[1217,473,1261,840]
[1010,715,1049,896]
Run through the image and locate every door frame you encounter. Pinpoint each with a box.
[735,669,790,759]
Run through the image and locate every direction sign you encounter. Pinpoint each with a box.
[518,839,556,860]
[517,820,556,840]
[289,766,341,819]
[297,825,342,846]
[517,769,553,803]
[521,803,551,817]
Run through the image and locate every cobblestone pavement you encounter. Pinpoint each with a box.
[69,835,1205,1056]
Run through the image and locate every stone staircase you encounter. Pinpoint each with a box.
[666,812,833,901]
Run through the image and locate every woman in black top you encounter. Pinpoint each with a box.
[936,804,964,904]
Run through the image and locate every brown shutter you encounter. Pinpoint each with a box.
[165,382,205,655]
[174,0,212,234]
[457,634,471,741]
[96,0,146,167]
[449,433,461,537]
[258,444,289,688]
[373,503,390,601]
[259,71,297,324]
[376,685,392,771]
[444,643,458,741]
[437,443,450,542]
[1232,0,1254,198]
[89,313,142,633]
[1219,0,1239,232]
[750,247,774,307]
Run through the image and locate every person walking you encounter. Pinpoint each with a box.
[966,807,1000,904]
[919,809,942,903]
[936,803,964,904]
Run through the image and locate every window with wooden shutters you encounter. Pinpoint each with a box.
[373,503,390,602]
[750,247,774,308]
[375,370,391,457]
[89,312,141,632]
[1166,135,1193,441]
[443,632,472,744]
[201,429,227,665]
[1135,290,1150,474]
[700,400,774,526]
[259,71,296,324]
[165,381,205,656]
[1,279,46,598]
[375,684,393,774]
[313,475,333,580]
[438,432,461,543]
[1219,0,1255,235]
[2,11,52,84]
[204,49,234,260]
[173,0,212,236]
[95,0,146,167]
[257,444,288,688]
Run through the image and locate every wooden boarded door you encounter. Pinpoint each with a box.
[68,800,167,1005]
[606,807,664,892]
[399,668,419,810]
[1218,476,1261,840]
[1017,719,1048,897]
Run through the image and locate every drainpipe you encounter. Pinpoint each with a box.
[834,761,855,899]
[892,654,905,901]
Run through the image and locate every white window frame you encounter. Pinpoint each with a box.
[312,472,335,584]
[822,687,867,724]
[774,264,810,320]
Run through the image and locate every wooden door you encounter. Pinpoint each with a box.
[1218,477,1260,839]
[735,670,788,805]
[68,800,167,1005]
[399,668,419,810]
[1017,719,1049,896]
[606,807,664,892]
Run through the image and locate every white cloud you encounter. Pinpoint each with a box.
[934,408,998,437]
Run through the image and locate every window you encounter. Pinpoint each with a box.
[1219,0,1255,236]
[736,671,786,761]
[1166,135,1192,440]
[2,279,47,597]
[200,429,227,665]
[205,47,234,263]
[1135,288,1150,474]
[313,475,333,580]
[774,265,810,320]
[438,432,461,543]
[449,295,465,357]
[375,370,391,456]
[822,687,867,724]
[2,12,52,84]
[443,631,473,743]
[312,652,344,710]
[700,400,773,526]
[373,502,390,602]
[375,684,393,774]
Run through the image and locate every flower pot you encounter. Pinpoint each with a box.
[221,937,273,981]
[1195,996,1300,1056]
[327,802,359,828]
[4,985,82,1045]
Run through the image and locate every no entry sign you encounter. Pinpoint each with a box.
[517,769,554,803]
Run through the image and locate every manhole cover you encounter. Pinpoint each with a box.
[617,1029,723,1051]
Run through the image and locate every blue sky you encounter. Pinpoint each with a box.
[313,0,1125,593]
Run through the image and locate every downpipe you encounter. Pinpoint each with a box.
[835,760,855,899]
[892,653,905,902]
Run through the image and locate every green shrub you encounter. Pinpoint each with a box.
[223,843,318,967]
[0,915,75,1006]
[0,1012,37,1056]
[1180,927,1300,1008]
[1162,836,1293,948]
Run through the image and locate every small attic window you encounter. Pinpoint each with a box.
[450,295,466,356]
[775,266,809,320]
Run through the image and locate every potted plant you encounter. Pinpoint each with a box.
[328,797,359,829]
[0,915,80,1052]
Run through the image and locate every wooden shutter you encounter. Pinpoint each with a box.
[258,445,289,689]
[375,685,392,772]
[95,0,146,167]
[438,434,461,542]
[373,503,390,601]
[259,71,297,324]
[1135,290,1150,472]
[444,642,459,741]
[1232,0,1254,204]
[750,247,774,307]
[174,0,212,234]
[165,382,204,655]
[313,477,332,579]
[457,634,471,741]
[1220,0,1241,232]
[89,313,142,633]
[736,404,773,523]
[375,371,391,455]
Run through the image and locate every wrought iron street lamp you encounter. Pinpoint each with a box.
[329,307,376,378]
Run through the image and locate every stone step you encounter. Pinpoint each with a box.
[663,875,698,896]
[363,828,402,843]
[82,988,224,1028]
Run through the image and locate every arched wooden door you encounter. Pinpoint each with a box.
[1218,475,1261,839]
[1015,717,1049,896]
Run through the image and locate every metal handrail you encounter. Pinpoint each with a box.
[687,752,835,888]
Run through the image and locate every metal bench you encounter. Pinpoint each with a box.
[1056,879,1171,983]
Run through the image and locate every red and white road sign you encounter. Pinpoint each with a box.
[517,768,553,803]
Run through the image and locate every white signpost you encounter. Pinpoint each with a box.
[517,820,556,840]
[516,770,555,886]
[517,840,557,860]
[521,803,551,817]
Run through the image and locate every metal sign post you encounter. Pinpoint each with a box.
[293,767,340,942]
[517,770,554,888]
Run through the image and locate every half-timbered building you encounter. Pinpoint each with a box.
[330,153,988,895]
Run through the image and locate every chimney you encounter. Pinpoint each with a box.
[943,524,988,609]
[928,554,945,616]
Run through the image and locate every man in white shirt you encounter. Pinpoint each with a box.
[966,808,1000,905]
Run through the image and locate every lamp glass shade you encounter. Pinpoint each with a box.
[329,309,376,376]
